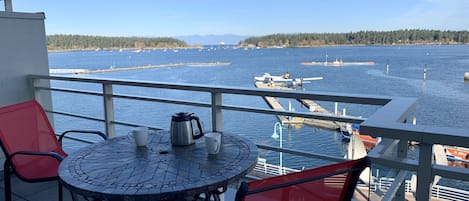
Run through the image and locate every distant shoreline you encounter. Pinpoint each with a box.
[47,46,203,53]
[47,43,469,53]
[242,42,469,49]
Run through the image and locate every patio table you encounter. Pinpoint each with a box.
[58,130,258,201]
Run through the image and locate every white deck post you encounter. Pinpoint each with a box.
[103,83,115,138]
[211,92,222,132]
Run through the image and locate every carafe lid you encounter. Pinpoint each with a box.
[171,112,192,121]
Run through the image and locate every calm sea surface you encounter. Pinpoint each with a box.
[49,45,469,188]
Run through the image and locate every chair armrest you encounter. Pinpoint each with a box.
[8,150,64,162]
[234,182,249,201]
[58,130,107,144]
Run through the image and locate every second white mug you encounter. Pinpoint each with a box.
[205,132,222,154]
[130,127,148,147]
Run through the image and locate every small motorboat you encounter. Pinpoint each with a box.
[340,123,380,150]
[445,146,469,163]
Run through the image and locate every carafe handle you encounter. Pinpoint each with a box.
[191,115,204,140]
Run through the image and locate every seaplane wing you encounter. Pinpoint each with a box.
[303,77,323,81]
[254,73,290,82]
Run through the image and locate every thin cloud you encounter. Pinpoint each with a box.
[386,0,469,30]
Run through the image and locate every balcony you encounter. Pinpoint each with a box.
[1,74,467,200]
[1,4,469,200]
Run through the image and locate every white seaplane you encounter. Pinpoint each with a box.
[254,73,323,87]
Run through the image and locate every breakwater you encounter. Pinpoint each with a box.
[50,62,231,74]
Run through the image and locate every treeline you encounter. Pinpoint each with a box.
[47,35,188,50]
[240,29,469,48]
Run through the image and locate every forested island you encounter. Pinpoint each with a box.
[47,35,189,51]
[240,29,469,48]
[47,30,469,51]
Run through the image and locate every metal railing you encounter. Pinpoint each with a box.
[253,158,300,177]
[30,74,469,200]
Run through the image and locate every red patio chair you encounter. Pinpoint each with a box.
[235,157,369,201]
[0,100,107,201]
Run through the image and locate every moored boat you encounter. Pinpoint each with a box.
[301,59,375,66]
[445,146,469,162]
[340,123,380,150]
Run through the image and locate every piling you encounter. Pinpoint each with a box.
[423,64,427,81]
[465,72,469,82]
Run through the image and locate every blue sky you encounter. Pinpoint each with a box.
[9,0,469,37]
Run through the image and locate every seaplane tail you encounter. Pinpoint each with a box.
[433,144,448,185]
[348,134,372,185]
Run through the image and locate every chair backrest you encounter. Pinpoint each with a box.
[236,157,369,201]
[0,100,67,180]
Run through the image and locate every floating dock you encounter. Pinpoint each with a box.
[50,62,231,74]
[255,81,344,130]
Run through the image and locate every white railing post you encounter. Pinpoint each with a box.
[103,83,115,138]
[416,143,433,200]
[4,0,12,12]
[32,78,41,101]
[211,92,222,132]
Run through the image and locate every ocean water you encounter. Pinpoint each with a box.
[49,45,469,188]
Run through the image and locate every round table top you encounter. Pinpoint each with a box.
[58,130,258,201]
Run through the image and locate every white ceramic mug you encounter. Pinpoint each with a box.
[205,132,222,154]
[129,127,148,147]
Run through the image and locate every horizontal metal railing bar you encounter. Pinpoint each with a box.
[256,144,346,163]
[57,134,96,144]
[38,86,103,96]
[367,153,419,172]
[362,122,469,148]
[47,110,104,122]
[48,110,164,132]
[31,75,392,105]
[221,104,366,124]
[433,164,469,181]
[113,121,164,131]
[363,97,417,125]
[112,93,212,108]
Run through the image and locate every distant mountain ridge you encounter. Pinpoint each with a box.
[175,34,251,45]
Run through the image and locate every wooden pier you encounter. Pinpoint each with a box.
[255,81,344,130]
[254,82,303,124]
[299,99,345,129]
